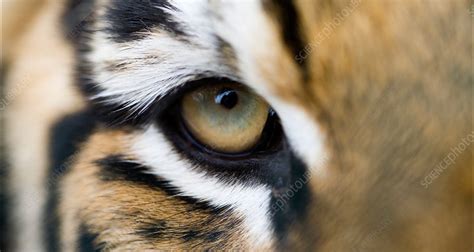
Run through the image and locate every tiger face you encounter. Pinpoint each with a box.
[3,0,472,251]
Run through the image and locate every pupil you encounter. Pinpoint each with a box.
[215,88,239,109]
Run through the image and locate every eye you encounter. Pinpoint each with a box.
[158,79,286,182]
[180,83,271,154]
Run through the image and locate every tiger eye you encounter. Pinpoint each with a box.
[181,83,269,153]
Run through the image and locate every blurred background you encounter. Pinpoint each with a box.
[2,1,47,250]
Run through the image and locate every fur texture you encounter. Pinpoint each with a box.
[3,0,472,251]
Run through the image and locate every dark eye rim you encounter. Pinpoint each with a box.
[156,77,289,185]
[160,84,284,160]
[177,106,283,159]
[158,104,286,183]
[153,76,284,160]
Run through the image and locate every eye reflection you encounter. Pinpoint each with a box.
[180,83,270,154]
[215,88,239,109]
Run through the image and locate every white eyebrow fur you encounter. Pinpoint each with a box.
[86,0,238,117]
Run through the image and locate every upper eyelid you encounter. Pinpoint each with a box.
[151,76,244,118]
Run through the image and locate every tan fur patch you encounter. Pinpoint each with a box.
[60,130,254,251]
[4,0,84,251]
[282,1,472,251]
[4,0,471,251]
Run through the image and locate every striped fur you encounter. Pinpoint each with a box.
[3,0,472,251]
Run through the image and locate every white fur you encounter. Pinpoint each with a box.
[131,126,274,247]
[209,1,328,173]
[89,0,327,245]
[270,102,328,175]
[87,1,237,118]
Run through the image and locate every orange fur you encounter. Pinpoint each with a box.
[60,130,254,251]
[3,0,472,251]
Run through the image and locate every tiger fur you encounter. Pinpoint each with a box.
[2,0,472,251]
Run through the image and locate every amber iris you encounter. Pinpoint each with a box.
[181,83,269,153]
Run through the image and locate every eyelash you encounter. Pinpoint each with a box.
[148,77,242,119]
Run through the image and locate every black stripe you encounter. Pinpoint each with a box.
[97,155,238,244]
[0,66,9,252]
[263,0,309,80]
[78,224,102,252]
[0,152,7,252]
[45,110,97,252]
[64,0,165,127]
[136,219,168,239]
[182,229,225,243]
[63,0,140,127]
[104,0,186,43]
[270,153,312,248]
[62,0,96,43]
[96,155,227,213]
[136,219,228,243]
[0,64,8,251]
